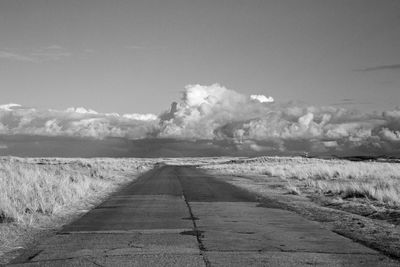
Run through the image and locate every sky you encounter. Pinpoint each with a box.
[1,0,400,114]
[1,0,400,157]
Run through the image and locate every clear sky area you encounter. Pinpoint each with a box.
[1,0,399,114]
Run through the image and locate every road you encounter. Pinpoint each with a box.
[8,165,399,266]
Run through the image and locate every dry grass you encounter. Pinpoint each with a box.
[203,156,400,206]
[0,157,155,225]
[0,157,155,261]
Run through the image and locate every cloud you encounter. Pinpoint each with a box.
[123,113,158,121]
[0,104,159,139]
[250,95,274,103]
[0,103,23,111]
[158,84,264,139]
[65,107,99,115]
[30,51,71,61]
[0,51,35,62]
[0,46,71,62]
[380,128,400,142]
[330,99,372,107]
[156,84,400,156]
[30,45,71,61]
[355,64,400,72]
[1,83,400,156]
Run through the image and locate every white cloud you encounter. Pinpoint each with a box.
[123,113,158,121]
[0,103,22,111]
[1,84,400,155]
[66,107,99,115]
[250,94,274,103]
[157,84,400,155]
[182,84,230,107]
[0,104,158,139]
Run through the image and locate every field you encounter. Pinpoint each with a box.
[202,156,400,206]
[2,156,400,262]
[0,157,156,263]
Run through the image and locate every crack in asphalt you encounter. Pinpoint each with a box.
[26,250,43,261]
[178,172,211,267]
[84,257,105,267]
[203,249,380,255]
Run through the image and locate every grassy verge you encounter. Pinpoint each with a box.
[204,156,400,206]
[201,156,400,258]
[0,157,156,263]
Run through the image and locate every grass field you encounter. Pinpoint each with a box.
[2,156,400,262]
[0,157,155,261]
[203,156,400,206]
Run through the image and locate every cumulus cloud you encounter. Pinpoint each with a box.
[158,84,262,139]
[0,104,158,139]
[157,84,400,156]
[380,128,400,142]
[1,83,400,156]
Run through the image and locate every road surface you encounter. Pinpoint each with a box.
[8,165,399,266]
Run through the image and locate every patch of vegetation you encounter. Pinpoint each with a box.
[0,157,155,225]
[203,156,400,206]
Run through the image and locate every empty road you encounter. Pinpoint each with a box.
[9,166,399,266]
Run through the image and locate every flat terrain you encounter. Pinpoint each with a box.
[7,166,399,266]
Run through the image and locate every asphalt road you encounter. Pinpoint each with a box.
[8,165,399,266]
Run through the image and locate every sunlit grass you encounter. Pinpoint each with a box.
[0,157,154,226]
[203,156,400,206]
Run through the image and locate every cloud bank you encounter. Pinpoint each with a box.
[1,83,400,156]
[0,104,159,139]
